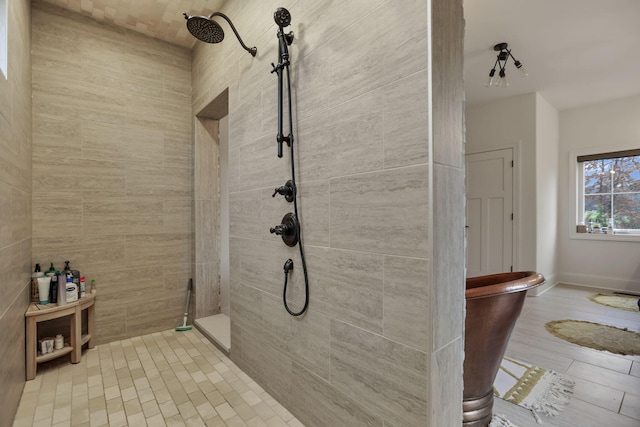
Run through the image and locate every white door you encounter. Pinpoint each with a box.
[465,148,514,278]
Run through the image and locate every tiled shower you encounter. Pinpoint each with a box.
[0,0,465,425]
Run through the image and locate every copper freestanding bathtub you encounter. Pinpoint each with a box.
[463,271,545,427]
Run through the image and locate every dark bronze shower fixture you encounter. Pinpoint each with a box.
[270,7,295,159]
[183,12,257,56]
[270,213,299,247]
[268,8,310,317]
[272,180,295,202]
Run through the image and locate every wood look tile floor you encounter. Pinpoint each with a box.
[495,284,640,427]
[13,329,302,427]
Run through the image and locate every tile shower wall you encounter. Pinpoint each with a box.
[192,0,464,426]
[30,1,193,344]
[0,0,32,423]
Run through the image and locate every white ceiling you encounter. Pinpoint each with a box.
[39,0,640,111]
[464,0,640,110]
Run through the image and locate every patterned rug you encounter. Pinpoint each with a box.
[546,319,640,356]
[493,357,574,424]
[588,293,640,312]
[490,413,519,426]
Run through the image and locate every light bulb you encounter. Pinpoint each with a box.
[515,61,528,78]
[518,67,528,78]
[485,69,496,87]
[498,69,508,88]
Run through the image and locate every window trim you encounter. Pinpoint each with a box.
[570,144,640,242]
[0,0,6,80]
[577,148,640,162]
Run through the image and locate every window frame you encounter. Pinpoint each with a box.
[570,145,640,242]
[0,0,6,80]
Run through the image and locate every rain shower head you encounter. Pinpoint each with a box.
[184,14,224,44]
[183,12,257,56]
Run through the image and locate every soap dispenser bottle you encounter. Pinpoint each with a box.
[64,260,81,292]
[31,264,43,303]
[46,263,59,304]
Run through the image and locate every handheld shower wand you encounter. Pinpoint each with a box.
[271,8,294,158]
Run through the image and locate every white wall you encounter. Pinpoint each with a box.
[558,94,640,292]
[467,92,639,292]
[533,94,559,294]
[465,94,538,273]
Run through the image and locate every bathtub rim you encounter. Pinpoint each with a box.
[465,271,545,300]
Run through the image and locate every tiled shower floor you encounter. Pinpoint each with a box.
[13,329,302,427]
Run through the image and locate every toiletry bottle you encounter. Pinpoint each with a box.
[37,276,51,305]
[64,260,71,280]
[91,279,96,294]
[31,264,43,303]
[65,261,81,293]
[79,276,86,298]
[65,277,78,302]
[54,334,64,350]
[46,263,59,304]
[57,271,67,306]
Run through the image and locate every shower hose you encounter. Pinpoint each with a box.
[280,51,309,317]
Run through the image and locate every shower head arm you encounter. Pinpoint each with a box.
[208,12,257,56]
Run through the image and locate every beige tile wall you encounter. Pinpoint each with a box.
[0,0,32,424]
[192,0,464,425]
[31,1,193,344]
[194,117,221,318]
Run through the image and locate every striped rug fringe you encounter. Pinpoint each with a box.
[526,371,574,423]
[490,413,518,427]
[495,357,575,424]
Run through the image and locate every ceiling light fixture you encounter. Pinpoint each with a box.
[486,42,528,88]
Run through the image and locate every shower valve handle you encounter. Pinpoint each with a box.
[270,224,292,236]
[272,180,295,202]
[270,213,299,247]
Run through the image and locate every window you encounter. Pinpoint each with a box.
[0,0,6,80]
[577,149,640,234]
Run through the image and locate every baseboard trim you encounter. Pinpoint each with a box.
[555,272,640,293]
[529,273,557,296]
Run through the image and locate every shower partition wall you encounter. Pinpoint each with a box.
[190,1,465,425]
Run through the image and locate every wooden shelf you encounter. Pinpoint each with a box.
[36,346,73,363]
[81,333,91,346]
[26,293,96,380]
[26,294,96,317]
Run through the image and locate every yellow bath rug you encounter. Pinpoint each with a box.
[494,357,574,424]
[545,319,640,356]
[588,293,640,312]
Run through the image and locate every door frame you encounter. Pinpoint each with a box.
[465,142,521,273]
